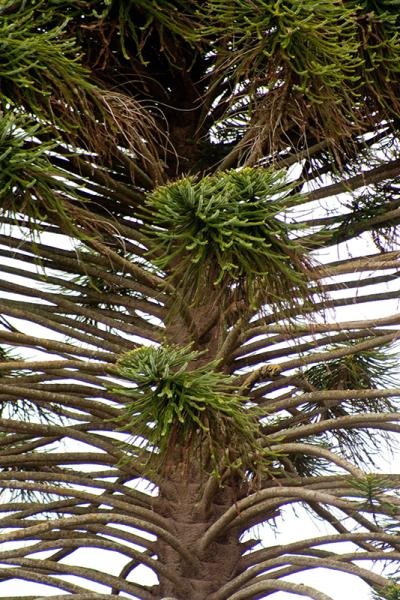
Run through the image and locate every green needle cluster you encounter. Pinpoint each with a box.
[112,345,265,476]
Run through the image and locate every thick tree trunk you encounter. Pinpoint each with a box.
[155,463,243,598]
[156,269,249,597]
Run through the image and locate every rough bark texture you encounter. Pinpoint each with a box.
[156,465,243,598]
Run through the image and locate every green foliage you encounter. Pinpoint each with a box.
[0,345,13,363]
[0,1,96,141]
[194,0,400,158]
[0,345,62,424]
[301,344,399,464]
[91,0,200,61]
[0,112,86,234]
[304,343,398,398]
[285,438,334,477]
[112,345,265,476]
[0,113,53,194]
[201,0,360,97]
[197,0,361,151]
[0,1,161,168]
[357,1,400,117]
[145,167,314,311]
[372,580,400,600]
[351,474,391,509]
[342,178,400,251]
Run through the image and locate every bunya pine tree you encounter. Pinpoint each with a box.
[0,1,400,599]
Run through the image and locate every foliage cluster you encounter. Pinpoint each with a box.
[145,167,313,310]
[304,344,399,395]
[113,345,265,477]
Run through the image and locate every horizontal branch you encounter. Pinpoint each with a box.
[31,596,117,600]
[1,556,152,598]
[0,358,111,373]
[0,509,193,566]
[0,331,114,361]
[224,578,334,600]
[305,157,400,204]
[267,388,400,415]
[242,531,400,570]
[265,412,400,442]
[312,251,400,278]
[197,487,358,553]
[251,331,399,385]
[269,443,363,477]
[245,311,400,341]
[214,552,392,599]
[0,566,90,595]
[0,536,180,593]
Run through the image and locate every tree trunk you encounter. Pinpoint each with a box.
[155,462,243,598]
